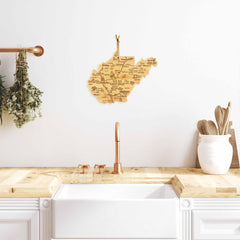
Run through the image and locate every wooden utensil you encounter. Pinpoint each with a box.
[197,120,207,135]
[197,120,218,135]
[222,102,231,135]
[204,120,218,135]
[215,105,224,135]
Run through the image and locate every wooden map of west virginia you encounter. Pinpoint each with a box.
[88,35,157,103]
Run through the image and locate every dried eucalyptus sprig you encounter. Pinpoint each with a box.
[0,74,6,124]
[4,50,43,128]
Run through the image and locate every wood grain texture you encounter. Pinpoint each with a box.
[0,167,240,198]
[173,174,240,198]
[88,36,157,103]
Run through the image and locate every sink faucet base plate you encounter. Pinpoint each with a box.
[112,163,123,174]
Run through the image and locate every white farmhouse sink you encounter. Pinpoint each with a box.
[52,184,179,239]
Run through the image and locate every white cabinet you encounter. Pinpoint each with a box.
[0,198,40,240]
[0,210,39,240]
[192,210,240,239]
[40,199,52,240]
[0,195,240,240]
[180,198,240,240]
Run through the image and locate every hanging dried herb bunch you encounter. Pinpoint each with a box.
[4,50,43,128]
[0,73,6,124]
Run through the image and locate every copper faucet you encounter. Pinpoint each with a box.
[112,122,123,174]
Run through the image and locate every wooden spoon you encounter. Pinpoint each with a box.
[204,120,218,135]
[197,120,207,135]
[215,105,224,135]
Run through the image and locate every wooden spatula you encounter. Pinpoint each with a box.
[222,102,231,135]
[215,105,225,135]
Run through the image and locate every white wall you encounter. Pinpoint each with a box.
[0,0,239,167]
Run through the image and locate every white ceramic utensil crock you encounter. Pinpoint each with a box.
[198,134,233,174]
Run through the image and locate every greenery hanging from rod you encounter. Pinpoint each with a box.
[0,70,6,124]
[4,50,43,128]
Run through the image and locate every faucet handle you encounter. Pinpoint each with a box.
[94,164,106,174]
[78,164,90,174]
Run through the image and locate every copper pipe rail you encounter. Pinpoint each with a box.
[0,45,44,57]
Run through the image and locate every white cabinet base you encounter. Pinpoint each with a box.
[51,239,177,240]
[40,199,52,240]
[181,198,240,240]
[0,198,40,240]
[0,194,240,240]
[0,210,39,240]
[193,210,240,239]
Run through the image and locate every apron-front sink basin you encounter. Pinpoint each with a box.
[52,184,179,239]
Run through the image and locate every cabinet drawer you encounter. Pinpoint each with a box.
[193,210,240,239]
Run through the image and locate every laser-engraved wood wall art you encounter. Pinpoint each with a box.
[88,35,157,103]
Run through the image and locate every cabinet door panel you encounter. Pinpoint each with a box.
[193,210,240,239]
[0,210,39,240]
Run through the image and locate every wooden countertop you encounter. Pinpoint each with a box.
[0,167,239,198]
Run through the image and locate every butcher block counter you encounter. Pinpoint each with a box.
[0,167,239,198]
